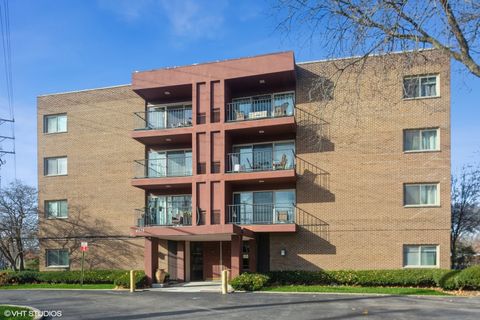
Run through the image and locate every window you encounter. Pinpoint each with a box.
[404,183,439,206]
[46,249,69,267]
[403,75,439,98]
[44,114,67,133]
[44,157,68,176]
[404,128,439,152]
[45,200,68,218]
[404,245,438,267]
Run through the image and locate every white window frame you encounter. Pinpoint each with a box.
[403,245,439,268]
[44,113,67,134]
[46,249,69,268]
[44,156,68,176]
[403,128,440,153]
[403,183,440,207]
[403,74,440,99]
[45,200,68,219]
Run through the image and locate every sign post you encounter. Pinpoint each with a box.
[80,242,88,286]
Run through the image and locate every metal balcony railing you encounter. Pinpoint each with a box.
[135,206,192,227]
[227,203,295,225]
[226,149,295,173]
[134,157,192,178]
[134,107,193,130]
[226,92,294,122]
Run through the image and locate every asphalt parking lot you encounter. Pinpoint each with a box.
[1,290,480,320]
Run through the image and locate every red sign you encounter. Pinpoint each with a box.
[80,241,88,252]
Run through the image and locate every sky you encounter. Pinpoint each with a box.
[0,0,479,187]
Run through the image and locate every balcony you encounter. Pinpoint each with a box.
[227,148,295,173]
[226,92,294,122]
[134,156,192,179]
[135,206,193,227]
[134,105,192,131]
[227,203,295,225]
[132,105,193,145]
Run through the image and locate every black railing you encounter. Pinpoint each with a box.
[135,206,192,227]
[227,203,295,224]
[134,157,192,178]
[134,107,192,130]
[226,92,294,122]
[227,150,295,173]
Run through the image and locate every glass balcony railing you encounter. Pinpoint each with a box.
[226,149,295,173]
[134,106,192,130]
[134,157,192,178]
[226,92,294,122]
[135,206,192,227]
[227,203,295,224]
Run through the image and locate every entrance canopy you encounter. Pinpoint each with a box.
[131,223,255,241]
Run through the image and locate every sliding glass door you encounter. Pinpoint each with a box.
[232,190,295,224]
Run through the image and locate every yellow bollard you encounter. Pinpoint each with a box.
[130,270,135,293]
[221,270,228,294]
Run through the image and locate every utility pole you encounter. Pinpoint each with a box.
[0,117,15,189]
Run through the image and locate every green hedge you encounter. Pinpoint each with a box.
[266,269,451,287]
[113,271,148,289]
[0,270,134,286]
[231,268,480,291]
[230,273,270,291]
[439,266,480,290]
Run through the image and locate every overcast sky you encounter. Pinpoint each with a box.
[0,0,479,187]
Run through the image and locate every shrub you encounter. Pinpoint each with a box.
[113,270,148,289]
[267,270,334,285]
[438,270,461,290]
[230,273,270,291]
[266,269,452,288]
[0,270,128,285]
[455,266,480,290]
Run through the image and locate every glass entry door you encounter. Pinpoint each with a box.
[190,242,204,281]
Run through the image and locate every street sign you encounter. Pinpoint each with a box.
[80,242,88,285]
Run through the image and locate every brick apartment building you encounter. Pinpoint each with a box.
[37,50,451,283]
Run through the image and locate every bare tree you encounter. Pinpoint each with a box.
[451,165,480,268]
[0,181,38,271]
[274,0,480,77]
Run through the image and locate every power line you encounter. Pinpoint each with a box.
[0,0,15,188]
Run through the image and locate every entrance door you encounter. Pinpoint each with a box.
[190,242,204,281]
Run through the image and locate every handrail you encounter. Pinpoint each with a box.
[226,92,295,122]
[135,206,192,227]
[227,203,295,224]
[133,157,193,178]
[226,149,295,173]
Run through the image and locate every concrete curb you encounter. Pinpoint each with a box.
[1,304,44,320]
[254,290,474,298]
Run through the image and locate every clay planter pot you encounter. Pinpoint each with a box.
[155,268,166,283]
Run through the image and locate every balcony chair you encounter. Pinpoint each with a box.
[273,154,288,170]
[276,210,289,223]
[274,102,290,117]
[235,111,245,121]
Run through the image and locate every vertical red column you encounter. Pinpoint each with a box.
[177,241,185,282]
[191,82,198,226]
[248,239,257,273]
[230,235,242,278]
[144,237,159,285]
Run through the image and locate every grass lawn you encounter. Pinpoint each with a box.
[0,283,115,290]
[262,285,449,296]
[0,305,33,320]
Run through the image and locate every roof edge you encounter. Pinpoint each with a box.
[38,84,131,98]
